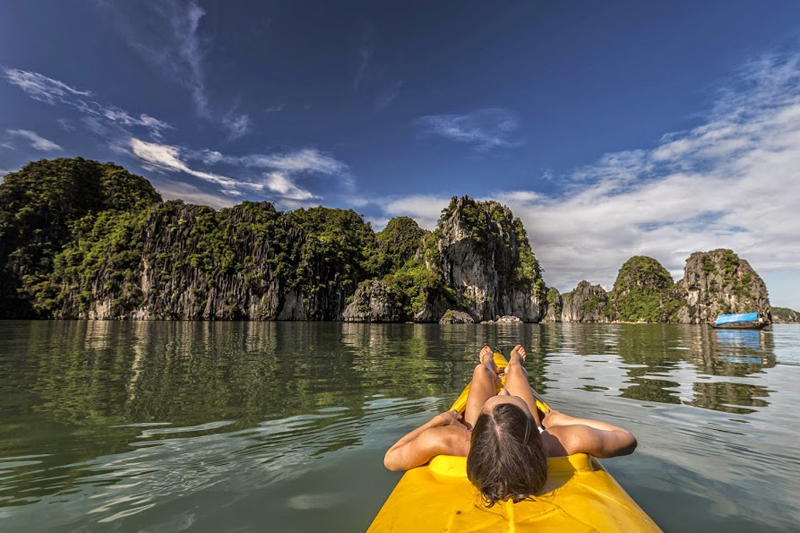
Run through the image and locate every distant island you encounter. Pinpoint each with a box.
[0,158,774,324]
[772,307,800,324]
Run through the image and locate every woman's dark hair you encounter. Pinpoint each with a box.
[466,402,548,507]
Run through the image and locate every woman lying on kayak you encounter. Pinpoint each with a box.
[383,345,637,506]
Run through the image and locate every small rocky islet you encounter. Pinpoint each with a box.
[0,157,780,324]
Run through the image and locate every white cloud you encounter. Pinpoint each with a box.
[383,195,451,230]
[417,108,521,151]
[3,67,172,140]
[346,197,371,208]
[366,217,390,231]
[6,129,62,151]
[130,139,339,204]
[154,180,237,210]
[493,190,542,203]
[2,68,92,104]
[222,112,251,140]
[130,138,246,192]
[264,172,316,201]
[186,146,352,197]
[487,53,800,295]
[264,104,285,114]
[240,148,348,176]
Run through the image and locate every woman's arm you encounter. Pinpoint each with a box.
[383,411,466,471]
[544,410,637,458]
[543,410,627,432]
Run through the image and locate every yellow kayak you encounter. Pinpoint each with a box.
[368,352,660,532]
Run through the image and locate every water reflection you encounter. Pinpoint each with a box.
[0,321,796,531]
[537,324,777,413]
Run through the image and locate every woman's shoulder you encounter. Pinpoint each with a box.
[436,423,472,457]
[541,425,578,457]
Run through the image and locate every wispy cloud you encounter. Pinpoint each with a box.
[3,66,172,141]
[264,104,285,114]
[240,148,349,176]
[376,80,403,110]
[101,0,252,138]
[221,112,251,141]
[264,172,316,201]
[351,23,402,110]
[130,138,247,195]
[191,147,351,185]
[2,68,93,104]
[113,0,209,117]
[353,46,372,90]
[417,108,521,152]
[2,62,345,208]
[6,129,62,151]
[131,139,350,203]
[154,179,238,210]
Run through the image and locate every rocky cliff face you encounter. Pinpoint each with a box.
[560,281,611,323]
[542,287,562,323]
[428,196,546,322]
[48,200,377,320]
[342,281,402,322]
[557,250,771,324]
[439,310,475,324]
[673,249,771,324]
[1,159,547,323]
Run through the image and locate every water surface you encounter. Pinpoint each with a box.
[0,321,798,531]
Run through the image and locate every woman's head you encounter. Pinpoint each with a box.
[466,401,548,507]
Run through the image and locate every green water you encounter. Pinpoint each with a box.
[0,321,798,531]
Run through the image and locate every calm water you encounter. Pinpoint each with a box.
[0,322,798,532]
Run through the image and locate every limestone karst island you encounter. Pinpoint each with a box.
[0,158,777,326]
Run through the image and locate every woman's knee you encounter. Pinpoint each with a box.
[472,364,494,380]
[505,361,526,377]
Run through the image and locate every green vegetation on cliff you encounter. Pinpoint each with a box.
[1,158,547,321]
[0,158,161,317]
[609,256,680,322]
[370,216,427,274]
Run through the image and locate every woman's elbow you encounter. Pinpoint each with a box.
[383,451,402,471]
[616,432,637,456]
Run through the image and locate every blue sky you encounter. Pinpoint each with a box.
[1,1,800,308]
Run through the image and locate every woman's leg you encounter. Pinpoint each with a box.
[503,345,544,426]
[464,346,500,428]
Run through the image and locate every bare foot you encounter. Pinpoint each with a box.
[510,344,527,362]
[479,346,501,375]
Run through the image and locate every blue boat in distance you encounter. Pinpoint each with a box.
[712,312,770,330]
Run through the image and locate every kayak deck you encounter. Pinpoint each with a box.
[368,352,660,532]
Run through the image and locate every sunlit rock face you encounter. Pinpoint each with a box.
[428,196,546,323]
[560,281,612,323]
[673,249,771,324]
